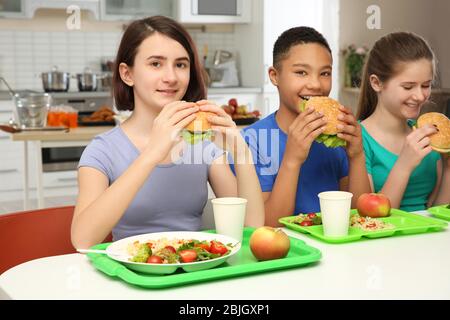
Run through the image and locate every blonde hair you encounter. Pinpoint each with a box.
[356,32,436,120]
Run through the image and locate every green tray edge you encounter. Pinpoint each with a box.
[86,227,322,289]
[427,205,450,221]
[279,208,448,244]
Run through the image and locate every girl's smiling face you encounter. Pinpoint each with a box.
[122,32,191,111]
[373,58,433,120]
[269,43,333,114]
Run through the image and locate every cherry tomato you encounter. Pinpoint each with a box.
[164,246,176,254]
[147,255,163,264]
[300,220,314,226]
[194,243,211,252]
[178,249,198,263]
[307,213,317,219]
[209,240,228,255]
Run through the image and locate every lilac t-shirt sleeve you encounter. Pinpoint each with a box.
[78,136,113,182]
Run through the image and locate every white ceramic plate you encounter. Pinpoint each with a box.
[105,231,241,275]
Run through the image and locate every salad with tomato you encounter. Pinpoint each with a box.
[292,213,322,226]
[128,238,234,264]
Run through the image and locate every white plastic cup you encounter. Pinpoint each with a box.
[211,197,247,242]
[318,191,353,237]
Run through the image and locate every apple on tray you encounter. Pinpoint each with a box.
[356,193,391,218]
[249,226,291,261]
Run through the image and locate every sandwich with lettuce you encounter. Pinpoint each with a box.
[299,96,346,148]
[182,111,215,145]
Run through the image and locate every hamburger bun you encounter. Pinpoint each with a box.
[185,111,214,133]
[417,112,450,153]
[300,97,342,135]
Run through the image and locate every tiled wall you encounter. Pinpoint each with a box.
[0,30,236,91]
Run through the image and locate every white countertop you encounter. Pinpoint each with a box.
[9,126,113,142]
[0,211,448,300]
[0,87,263,101]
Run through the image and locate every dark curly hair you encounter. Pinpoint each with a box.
[273,26,331,69]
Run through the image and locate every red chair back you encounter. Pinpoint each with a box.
[0,205,112,274]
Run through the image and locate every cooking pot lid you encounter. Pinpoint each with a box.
[43,65,69,75]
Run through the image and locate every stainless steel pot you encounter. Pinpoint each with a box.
[75,72,98,91]
[41,66,70,92]
[97,72,112,91]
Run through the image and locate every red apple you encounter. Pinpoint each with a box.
[228,98,238,109]
[249,227,290,261]
[356,193,391,218]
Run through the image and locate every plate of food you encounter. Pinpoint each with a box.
[78,106,116,126]
[279,209,447,243]
[103,231,241,275]
[221,98,261,126]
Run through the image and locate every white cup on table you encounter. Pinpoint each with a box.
[211,197,247,243]
[318,191,353,237]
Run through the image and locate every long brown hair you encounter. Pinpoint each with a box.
[356,32,436,120]
[113,16,206,111]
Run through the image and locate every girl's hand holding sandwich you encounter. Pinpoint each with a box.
[144,101,198,164]
[197,100,246,156]
[396,125,437,172]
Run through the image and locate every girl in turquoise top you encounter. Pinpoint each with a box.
[356,32,450,211]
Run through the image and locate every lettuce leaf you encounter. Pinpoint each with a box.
[316,133,346,148]
[181,130,213,145]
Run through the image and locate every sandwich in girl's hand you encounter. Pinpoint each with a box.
[416,112,450,153]
[299,96,346,148]
[182,111,215,144]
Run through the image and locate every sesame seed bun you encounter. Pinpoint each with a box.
[185,111,214,133]
[301,97,342,135]
[417,112,450,153]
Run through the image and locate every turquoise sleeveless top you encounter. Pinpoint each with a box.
[360,122,440,212]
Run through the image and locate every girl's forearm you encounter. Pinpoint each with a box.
[232,141,265,227]
[378,161,412,209]
[72,153,159,248]
[433,166,450,205]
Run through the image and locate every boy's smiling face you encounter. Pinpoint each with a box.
[269,43,333,114]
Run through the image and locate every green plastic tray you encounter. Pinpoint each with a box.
[428,204,450,221]
[279,208,448,244]
[86,228,322,289]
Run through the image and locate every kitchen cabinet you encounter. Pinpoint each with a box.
[26,0,100,19]
[0,0,27,18]
[176,0,251,24]
[0,100,81,205]
[99,0,173,21]
[235,0,340,97]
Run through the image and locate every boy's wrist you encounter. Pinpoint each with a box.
[282,155,303,170]
[347,151,365,163]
